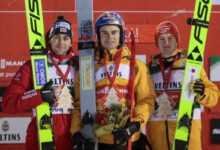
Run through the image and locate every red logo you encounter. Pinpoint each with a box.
[191,69,195,73]
[2,120,9,132]
[109,65,113,71]
[60,28,67,33]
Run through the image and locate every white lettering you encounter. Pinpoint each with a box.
[0,60,25,69]
[0,73,4,77]
[35,62,39,72]
[36,73,39,84]
[22,91,38,100]
[40,69,46,84]
[5,61,25,67]
[0,59,6,69]
[6,73,16,78]
[213,129,220,134]
[101,89,104,94]
[55,22,71,30]
[104,87,109,93]
[17,61,23,66]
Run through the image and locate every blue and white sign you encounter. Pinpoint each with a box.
[34,59,47,86]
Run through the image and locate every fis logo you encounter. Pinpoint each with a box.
[191,0,211,44]
[27,0,42,36]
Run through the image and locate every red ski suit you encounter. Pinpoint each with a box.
[1,51,77,150]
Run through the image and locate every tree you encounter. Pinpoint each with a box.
[104,87,120,108]
[157,92,173,120]
[56,85,74,114]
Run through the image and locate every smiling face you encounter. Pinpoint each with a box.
[158,33,178,58]
[99,25,120,51]
[49,34,72,55]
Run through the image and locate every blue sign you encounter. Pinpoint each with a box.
[34,59,47,86]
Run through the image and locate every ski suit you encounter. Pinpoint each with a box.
[1,50,77,150]
[147,49,219,150]
[70,45,156,144]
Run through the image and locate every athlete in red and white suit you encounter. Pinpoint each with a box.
[1,15,77,150]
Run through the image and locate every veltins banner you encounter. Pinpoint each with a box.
[0,117,31,143]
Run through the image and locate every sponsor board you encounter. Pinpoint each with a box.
[0,117,31,143]
[0,56,29,82]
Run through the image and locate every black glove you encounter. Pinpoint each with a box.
[40,80,56,105]
[72,132,87,150]
[112,122,140,145]
[189,79,205,96]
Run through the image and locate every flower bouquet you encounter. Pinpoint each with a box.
[94,103,131,138]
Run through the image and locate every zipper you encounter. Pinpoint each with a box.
[165,120,171,150]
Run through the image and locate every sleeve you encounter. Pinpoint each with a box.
[1,61,44,113]
[196,67,220,108]
[131,59,156,130]
[70,71,82,135]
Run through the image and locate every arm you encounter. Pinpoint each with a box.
[1,61,44,113]
[70,71,82,135]
[195,67,219,108]
[112,59,156,144]
[131,59,156,130]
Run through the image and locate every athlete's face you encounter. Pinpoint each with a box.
[100,25,120,50]
[158,33,178,58]
[49,34,72,55]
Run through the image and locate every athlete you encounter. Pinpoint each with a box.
[147,21,219,150]
[1,15,78,150]
[70,12,156,150]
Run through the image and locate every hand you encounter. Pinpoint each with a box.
[40,80,56,105]
[112,122,140,145]
[189,79,205,96]
[72,132,87,150]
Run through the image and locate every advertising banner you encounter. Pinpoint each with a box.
[0,117,31,143]
[210,56,220,82]
[0,56,29,84]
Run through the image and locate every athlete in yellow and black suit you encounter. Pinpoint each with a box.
[70,12,156,150]
[147,21,219,150]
